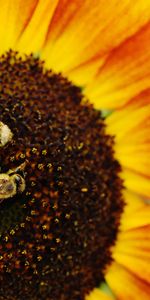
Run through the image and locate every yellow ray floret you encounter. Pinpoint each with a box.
[85,23,150,109]
[105,92,150,197]
[107,190,150,295]
[106,262,150,300]
[86,288,114,300]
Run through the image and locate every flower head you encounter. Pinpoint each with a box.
[0,1,150,300]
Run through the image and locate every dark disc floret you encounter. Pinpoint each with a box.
[0,50,124,300]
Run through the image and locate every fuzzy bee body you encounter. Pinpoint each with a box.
[0,165,26,202]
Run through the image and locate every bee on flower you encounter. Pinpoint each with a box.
[0,1,149,300]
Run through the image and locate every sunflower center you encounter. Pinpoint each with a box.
[0,51,124,300]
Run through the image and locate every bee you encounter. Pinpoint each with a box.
[0,162,26,203]
[0,121,13,147]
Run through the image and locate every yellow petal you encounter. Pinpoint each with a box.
[106,91,150,141]
[121,169,150,198]
[114,228,150,259]
[113,253,150,283]
[86,288,114,300]
[120,190,150,230]
[42,0,150,85]
[66,56,108,87]
[0,0,38,54]
[121,190,147,215]
[109,189,150,284]
[106,262,150,300]
[121,206,150,230]
[116,225,150,241]
[105,94,150,196]
[86,23,150,109]
[16,0,59,54]
[115,227,150,255]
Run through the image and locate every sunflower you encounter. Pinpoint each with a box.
[0,1,149,299]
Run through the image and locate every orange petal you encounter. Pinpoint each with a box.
[42,0,150,85]
[16,0,59,54]
[105,262,150,300]
[86,22,150,109]
[0,0,38,54]
[86,288,114,300]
